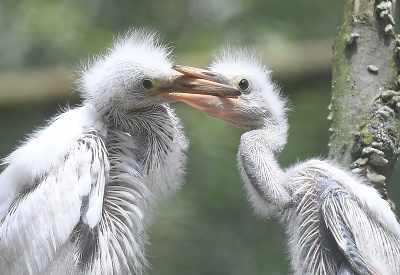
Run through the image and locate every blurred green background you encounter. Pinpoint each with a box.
[1,1,399,274]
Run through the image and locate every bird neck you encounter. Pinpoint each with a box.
[257,119,288,156]
[104,104,187,197]
[104,105,170,132]
[238,123,292,215]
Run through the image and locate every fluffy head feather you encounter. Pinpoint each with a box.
[210,47,289,148]
[79,29,176,113]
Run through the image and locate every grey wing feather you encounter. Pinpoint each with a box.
[319,179,381,275]
[0,128,109,274]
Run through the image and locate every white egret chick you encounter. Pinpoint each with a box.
[171,49,400,274]
[0,30,240,275]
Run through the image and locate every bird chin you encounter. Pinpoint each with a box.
[154,93,177,104]
[128,95,174,110]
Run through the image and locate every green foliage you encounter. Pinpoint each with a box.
[0,0,344,70]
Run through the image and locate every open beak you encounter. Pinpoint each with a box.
[163,65,244,126]
[152,65,240,98]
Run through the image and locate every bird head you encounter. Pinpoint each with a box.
[170,48,289,134]
[79,30,240,114]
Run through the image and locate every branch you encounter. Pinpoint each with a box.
[329,0,400,201]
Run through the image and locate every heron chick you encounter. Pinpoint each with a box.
[0,30,239,275]
[171,49,400,274]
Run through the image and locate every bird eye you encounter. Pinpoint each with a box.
[141,78,154,90]
[238,78,250,93]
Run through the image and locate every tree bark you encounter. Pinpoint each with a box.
[329,0,400,201]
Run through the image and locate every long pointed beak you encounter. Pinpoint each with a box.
[154,65,241,97]
[173,65,234,93]
[169,65,242,119]
[166,65,251,130]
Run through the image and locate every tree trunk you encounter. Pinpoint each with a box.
[329,0,400,201]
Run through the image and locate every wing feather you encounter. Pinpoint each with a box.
[320,179,395,275]
[81,134,108,229]
[0,106,109,274]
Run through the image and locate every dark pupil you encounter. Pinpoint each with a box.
[239,79,249,90]
[142,79,153,89]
